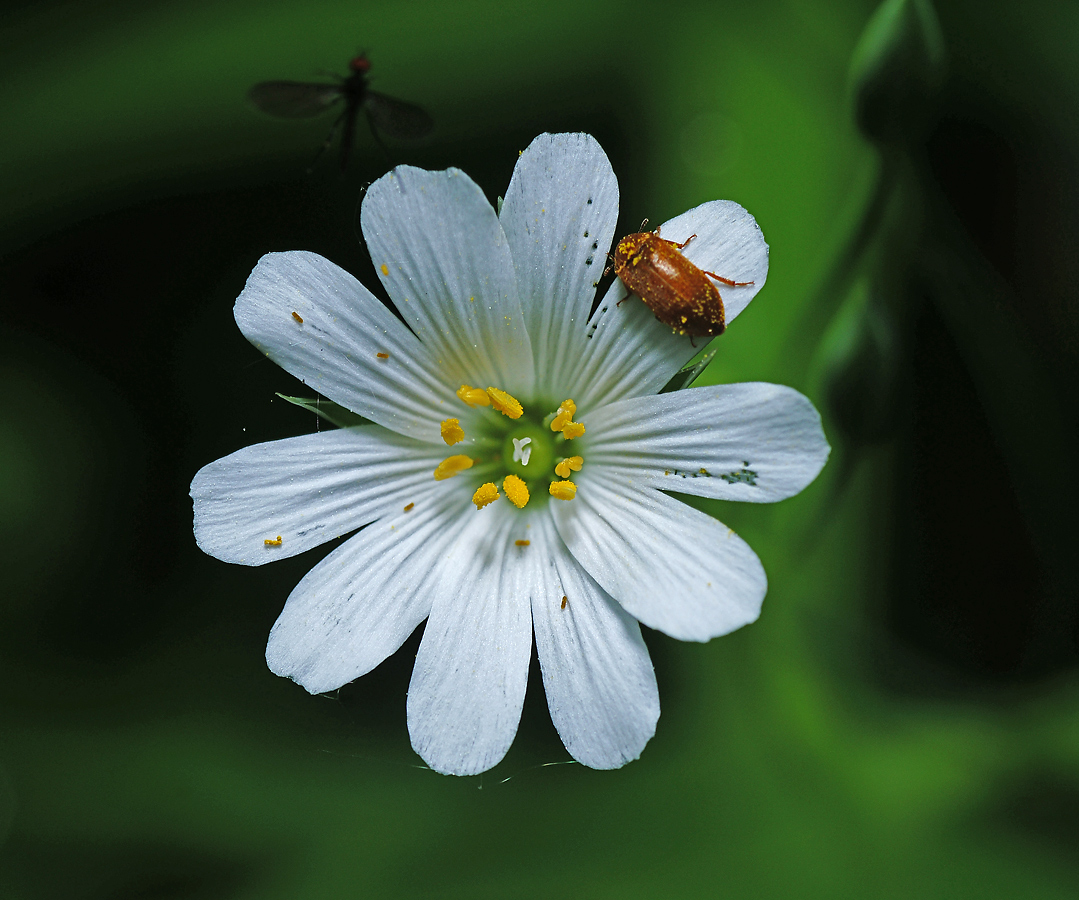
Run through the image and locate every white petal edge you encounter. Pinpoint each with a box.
[191,426,451,565]
[551,473,766,642]
[362,166,534,398]
[499,133,618,389]
[530,516,659,770]
[266,482,474,694]
[234,251,459,442]
[584,383,830,503]
[407,502,535,776]
[657,199,769,325]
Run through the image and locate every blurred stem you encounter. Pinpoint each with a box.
[791,151,902,373]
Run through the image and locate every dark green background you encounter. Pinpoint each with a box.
[2,0,1078,896]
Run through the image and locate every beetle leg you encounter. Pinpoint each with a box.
[657,233,698,250]
[616,287,634,307]
[703,270,754,287]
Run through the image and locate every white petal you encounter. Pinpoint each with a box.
[191,426,448,565]
[563,281,692,411]
[499,133,618,384]
[551,474,766,642]
[657,200,769,324]
[361,166,534,397]
[564,200,770,409]
[585,383,830,503]
[234,251,457,442]
[530,516,659,770]
[266,483,473,694]
[407,503,534,775]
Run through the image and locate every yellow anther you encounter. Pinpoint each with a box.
[486,386,523,419]
[554,456,584,478]
[550,399,577,432]
[440,417,465,445]
[434,455,473,481]
[457,384,491,407]
[549,480,577,501]
[561,421,586,440]
[472,482,499,509]
[503,474,530,508]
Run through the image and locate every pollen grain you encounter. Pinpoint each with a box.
[486,386,523,419]
[457,384,491,407]
[503,474,530,508]
[473,482,499,509]
[549,480,577,501]
[434,455,474,481]
[440,418,465,445]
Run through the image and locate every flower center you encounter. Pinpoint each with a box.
[502,423,554,478]
[431,385,586,512]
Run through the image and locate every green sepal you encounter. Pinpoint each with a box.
[496,195,504,216]
[275,394,371,429]
[659,347,718,393]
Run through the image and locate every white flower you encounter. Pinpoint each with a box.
[190,133,829,776]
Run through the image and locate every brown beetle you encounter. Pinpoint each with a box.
[611,226,752,338]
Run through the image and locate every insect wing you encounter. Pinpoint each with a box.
[363,90,434,140]
[248,81,343,118]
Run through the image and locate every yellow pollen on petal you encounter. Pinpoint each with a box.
[440,418,465,445]
[561,421,586,440]
[486,386,523,419]
[457,384,491,407]
[264,535,283,545]
[515,539,530,547]
[549,480,577,501]
[472,482,499,509]
[550,399,577,432]
[503,474,530,508]
[554,455,584,478]
[434,455,474,481]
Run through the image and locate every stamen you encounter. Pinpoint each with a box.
[434,455,474,481]
[457,384,491,407]
[561,422,586,440]
[486,386,523,419]
[554,456,583,478]
[472,482,499,509]
[503,474,530,508]
[512,436,533,465]
[549,480,577,501]
[550,399,577,432]
[441,418,465,445]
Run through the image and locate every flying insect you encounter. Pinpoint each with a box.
[248,54,433,170]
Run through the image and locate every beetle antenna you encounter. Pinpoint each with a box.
[638,217,649,232]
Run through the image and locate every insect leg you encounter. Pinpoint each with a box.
[702,271,754,287]
[307,110,346,172]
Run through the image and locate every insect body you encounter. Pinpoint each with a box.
[612,229,752,338]
[248,54,433,170]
